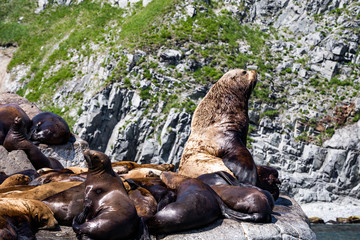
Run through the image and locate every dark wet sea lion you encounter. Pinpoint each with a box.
[256,165,281,200]
[211,185,274,223]
[147,172,249,234]
[0,104,31,145]
[3,117,64,170]
[42,183,85,226]
[73,150,149,240]
[129,177,176,212]
[30,111,71,145]
[126,179,158,221]
[179,69,258,185]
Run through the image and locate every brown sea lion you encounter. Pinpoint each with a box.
[0,174,31,188]
[256,165,281,200]
[0,181,82,200]
[111,161,175,172]
[3,117,64,170]
[0,104,32,145]
[147,172,249,234]
[66,167,88,174]
[30,111,71,145]
[120,168,162,179]
[42,183,85,226]
[126,179,158,221]
[29,169,85,186]
[73,150,149,240]
[129,177,176,212]
[179,69,258,185]
[0,198,58,239]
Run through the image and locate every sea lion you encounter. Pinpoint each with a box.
[0,104,32,144]
[0,181,82,200]
[42,183,85,226]
[3,116,64,170]
[29,169,85,186]
[126,179,158,221]
[0,198,58,239]
[73,150,149,240]
[111,161,175,172]
[211,185,274,223]
[120,168,162,179]
[129,177,176,212]
[179,69,258,185]
[256,165,281,200]
[147,172,250,234]
[30,111,71,145]
[0,174,31,188]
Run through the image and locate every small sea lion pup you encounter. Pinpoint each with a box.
[72,150,149,240]
[30,111,72,145]
[179,69,258,185]
[3,117,64,170]
[0,103,32,145]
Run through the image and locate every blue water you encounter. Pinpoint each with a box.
[311,224,360,240]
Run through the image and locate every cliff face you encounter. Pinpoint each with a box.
[1,0,360,213]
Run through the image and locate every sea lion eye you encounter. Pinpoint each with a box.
[242,70,247,75]
[95,188,102,194]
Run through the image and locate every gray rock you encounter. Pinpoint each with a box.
[323,120,360,151]
[320,60,339,80]
[0,146,35,174]
[159,49,182,65]
[185,5,196,17]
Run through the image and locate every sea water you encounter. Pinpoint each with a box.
[311,224,360,240]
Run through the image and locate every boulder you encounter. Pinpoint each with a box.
[0,146,35,174]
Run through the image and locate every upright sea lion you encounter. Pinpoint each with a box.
[0,198,58,239]
[30,111,71,145]
[73,150,149,240]
[0,104,31,145]
[147,172,251,234]
[3,117,64,170]
[179,69,258,185]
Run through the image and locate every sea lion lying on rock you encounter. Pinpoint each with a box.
[42,183,85,226]
[30,111,72,145]
[73,150,149,240]
[29,169,86,185]
[179,69,258,185]
[0,174,31,188]
[3,117,64,170]
[147,172,250,234]
[0,104,32,145]
[0,198,58,239]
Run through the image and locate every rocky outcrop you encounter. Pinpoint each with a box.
[74,84,191,166]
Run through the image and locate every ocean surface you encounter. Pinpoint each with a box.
[311,224,360,240]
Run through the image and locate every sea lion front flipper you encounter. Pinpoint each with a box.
[138,217,151,240]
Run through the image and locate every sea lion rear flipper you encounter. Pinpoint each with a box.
[221,204,272,223]
[137,217,151,240]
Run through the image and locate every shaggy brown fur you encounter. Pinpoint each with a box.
[179,69,258,185]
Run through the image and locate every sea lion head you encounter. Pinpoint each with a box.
[83,150,112,173]
[220,69,257,99]
[29,201,58,230]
